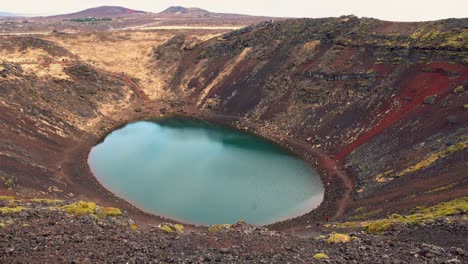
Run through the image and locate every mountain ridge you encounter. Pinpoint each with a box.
[46,6,146,19]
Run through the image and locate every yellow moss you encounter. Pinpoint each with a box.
[30,198,63,204]
[409,29,423,40]
[453,85,464,94]
[313,253,329,260]
[349,209,382,220]
[374,170,394,183]
[0,223,5,228]
[398,153,439,176]
[98,207,122,218]
[342,197,468,233]
[0,206,26,214]
[440,29,468,49]
[415,197,468,217]
[424,183,456,194]
[0,196,15,201]
[209,224,231,232]
[354,207,365,213]
[159,225,175,233]
[61,201,122,218]
[397,140,467,177]
[130,224,138,230]
[365,221,393,234]
[61,201,97,216]
[173,224,184,233]
[48,186,63,193]
[0,176,14,189]
[326,233,351,243]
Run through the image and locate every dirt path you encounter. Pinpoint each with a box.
[283,138,354,219]
[96,69,150,103]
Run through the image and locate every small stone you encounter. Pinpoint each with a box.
[219,248,230,254]
[446,115,458,125]
[423,95,437,104]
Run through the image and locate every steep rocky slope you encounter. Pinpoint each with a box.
[0,16,467,262]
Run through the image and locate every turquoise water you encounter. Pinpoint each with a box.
[88,118,323,225]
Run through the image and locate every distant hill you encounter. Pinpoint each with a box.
[47,6,146,19]
[159,6,211,16]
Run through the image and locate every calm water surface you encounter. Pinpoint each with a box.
[88,118,323,225]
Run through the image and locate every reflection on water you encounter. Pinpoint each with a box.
[88,118,324,225]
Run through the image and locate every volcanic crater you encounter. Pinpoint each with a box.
[0,14,467,263]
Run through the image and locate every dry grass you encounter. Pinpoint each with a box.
[45,31,218,100]
[0,48,71,80]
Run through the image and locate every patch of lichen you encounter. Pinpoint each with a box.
[159,223,185,234]
[0,175,15,189]
[424,183,456,194]
[339,197,468,233]
[0,219,14,228]
[130,223,138,230]
[62,201,97,216]
[29,198,64,204]
[374,170,394,183]
[313,253,329,260]
[159,225,175,233]
[410,197,468,217]
[395,140,467,178]
[453,85,464,94]
[349,209,382,220]
[364,220,393,234]
[326,233,351,243]
[61,201,122,219]
[408,29,467,49]
[0,196,15,201]
[174,224,184,233]
[0,206,26,214]
[97,207,122,218]
[209,224,232,232]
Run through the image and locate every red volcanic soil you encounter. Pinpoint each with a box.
[335,62,468,161]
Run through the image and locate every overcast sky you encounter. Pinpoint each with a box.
[0,0,467,21]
